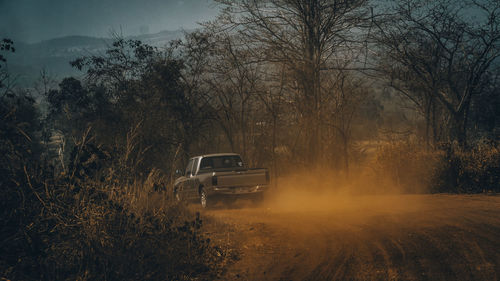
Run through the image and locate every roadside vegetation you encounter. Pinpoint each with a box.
[1,0,500,279]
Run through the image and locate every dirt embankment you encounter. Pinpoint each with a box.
[203,194,500,281]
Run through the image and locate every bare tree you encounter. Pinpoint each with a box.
[323,69,366,176]
[214,0,369,164]
[201,30,262,161]
[255,63,289,182]
[373,0,500,146]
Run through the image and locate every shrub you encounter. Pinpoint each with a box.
[433,141,500,193]
[2,172,225,281]
[1,132,225,280]
[370,140,500,194]
[371,141,441,193]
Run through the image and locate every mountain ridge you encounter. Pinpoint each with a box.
[4,29,187,87]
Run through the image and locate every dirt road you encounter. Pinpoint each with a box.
[203,194,500,281]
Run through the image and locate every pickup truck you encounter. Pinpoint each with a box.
[173,153,269,208]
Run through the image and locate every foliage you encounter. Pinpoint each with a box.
[2,5,500,278]
[1,120,225,280]
[44,39,213,180]
[434,141,500,193]
[371,141,442,193]
[1,39,226,279]
[371,140,500,194]
[0,38,15,88]
[0,38,15,66]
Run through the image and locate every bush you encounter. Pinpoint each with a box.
[434,142,500,193]
[370,140,500,194]
[1,129,225,280]
[2,172,225,281]
[371,141,441,193]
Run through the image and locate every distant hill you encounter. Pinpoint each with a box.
[4,30,186,87]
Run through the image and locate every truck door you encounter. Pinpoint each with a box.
[183,157,200,199]
[181,159,194,199]
[186,157,200,199]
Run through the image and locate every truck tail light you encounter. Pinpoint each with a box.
[212,175,218,186]
[265,170,270,183]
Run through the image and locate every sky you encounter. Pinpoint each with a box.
[0,0,219,43]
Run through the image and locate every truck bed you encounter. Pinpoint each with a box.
[213,168,268,187]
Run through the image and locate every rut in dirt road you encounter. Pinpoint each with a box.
[203,195,500,281]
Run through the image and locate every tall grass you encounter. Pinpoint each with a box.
[1,135,226,281]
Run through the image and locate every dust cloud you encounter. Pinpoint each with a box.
[205,171,500,281]
[261,168,425,216]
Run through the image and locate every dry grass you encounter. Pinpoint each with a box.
[1,137,227,280]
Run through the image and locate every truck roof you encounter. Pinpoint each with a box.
[191,153,240,159]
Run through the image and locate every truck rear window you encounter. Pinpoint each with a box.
[199,155,244,170]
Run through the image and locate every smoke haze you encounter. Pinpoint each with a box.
[0,0,218,43]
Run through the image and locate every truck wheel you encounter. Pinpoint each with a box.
[200,188,210,208]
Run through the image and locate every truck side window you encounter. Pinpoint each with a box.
[185,159,194,176]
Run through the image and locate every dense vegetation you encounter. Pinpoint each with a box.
[1,0,499,279]
[1,38,226,280]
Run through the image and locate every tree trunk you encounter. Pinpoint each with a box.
[303,0,322,166]
[449,112,466,147]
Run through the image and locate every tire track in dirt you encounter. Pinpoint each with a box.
[203,194,500,281]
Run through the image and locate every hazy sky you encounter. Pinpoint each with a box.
[0,0,219,43]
